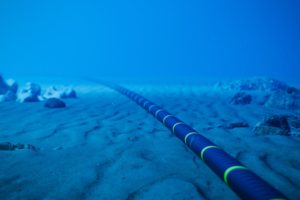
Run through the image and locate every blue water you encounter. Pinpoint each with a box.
[0,0,300,82]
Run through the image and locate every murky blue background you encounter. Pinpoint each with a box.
[0,0,299,82]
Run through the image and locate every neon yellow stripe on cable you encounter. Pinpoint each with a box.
[184,132,198,145]
[172,122,184,133]
[162,115,172,125]
[148,105,155,112]
[200,146,220,160]
[223,166,248,185]
[155,109,163,117]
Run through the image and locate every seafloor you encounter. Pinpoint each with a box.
[0,80,300,200]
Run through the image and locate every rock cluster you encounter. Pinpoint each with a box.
[216,77,300,109]
[0,74,77,108]
[44,86,77,99]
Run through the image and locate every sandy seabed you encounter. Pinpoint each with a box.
[0,80,300,200]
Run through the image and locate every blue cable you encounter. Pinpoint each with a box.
[109,84,288,200]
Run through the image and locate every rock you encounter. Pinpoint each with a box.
[253,115,290,135]
[287,86,300,95]
[44,87,77,99]
[216,77,300,109]
[0,91,17,102]
[230,92,252,105]
[6,79,18,93]
[61,88,77,98]
[44,98,66,108]
[18,82,42,102]
[44,86,61,99]
[0,142,15,151]
[0,142,39,151]
[265,91,299,109]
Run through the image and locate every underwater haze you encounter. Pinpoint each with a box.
[1,1,300,200]
[0,0,300,82]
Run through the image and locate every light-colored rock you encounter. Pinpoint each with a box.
[6,79,18,93]
[44,86,61,99]
[18,82,42,102]
[43,86,77,99]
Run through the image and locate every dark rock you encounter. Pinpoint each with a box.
[287,86,300,94]
[44,98,66,108]
[0,142,15,150]
[254,115,290,135]
[230,92,252,105]
[0,142,39,151]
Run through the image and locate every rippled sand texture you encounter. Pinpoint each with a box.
[0,83,300,200]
